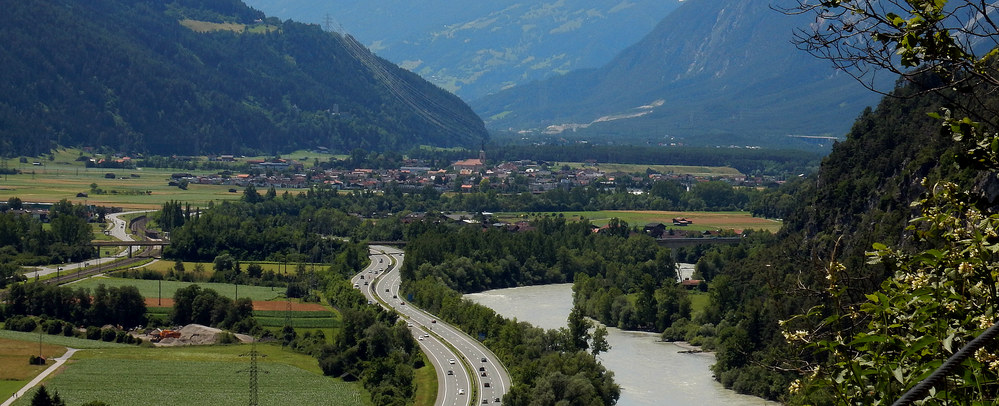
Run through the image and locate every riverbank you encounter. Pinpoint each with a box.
[671,340,710,353]
[465,284,778,406]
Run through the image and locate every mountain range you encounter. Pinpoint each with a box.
[472,0,895,148]
[241,0,683,101]
[247,0,895,149]
[0,0,486,157]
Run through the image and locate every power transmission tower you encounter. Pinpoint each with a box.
[239,339,267,406]
[323,14,334,33]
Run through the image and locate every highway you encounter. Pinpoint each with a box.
[353,246,510,405]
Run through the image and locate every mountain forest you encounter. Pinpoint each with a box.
[3,0,999,405]
[0,0,486,157]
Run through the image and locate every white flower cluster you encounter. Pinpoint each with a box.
[788,378,802,394]
[958,262,974,276]
[899,270,931,289]
[975,348,999,372]
[783,329,808,343]
[978,314,996,330]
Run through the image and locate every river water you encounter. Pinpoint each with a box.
[464,282,777,406]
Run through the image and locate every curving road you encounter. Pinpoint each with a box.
[353,246,511,405]
[25,210,154,280]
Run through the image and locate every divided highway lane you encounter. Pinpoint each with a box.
[352,247,472,406]
[369,246,511,405]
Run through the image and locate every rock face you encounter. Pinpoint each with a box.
[242,0,684,100]
[471,0,892,148]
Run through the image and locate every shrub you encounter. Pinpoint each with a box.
[100,328,116,342]
[86,326,101,340]
[45,320,64,335]
[4,315,37,332]
[217,331,239,344]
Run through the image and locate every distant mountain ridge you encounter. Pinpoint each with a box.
[471,0,893,148]
[0,0,486,156]
[242,0,683,100]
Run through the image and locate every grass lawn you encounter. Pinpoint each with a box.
[0,337,68,400]
[413,353,437,406]
[10,343,371,406]
[688,292,709,319]
[71,277,287,301]
[496,210,782,232]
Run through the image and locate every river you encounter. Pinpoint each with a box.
[464,282,778,406]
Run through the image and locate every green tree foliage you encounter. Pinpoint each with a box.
[156,200,188,232]
[630,0,999,403]
[163,191,366,269]
[403,277,620,405]
[31,385,66,406]
[168,284,259,333]
[316,276,419,406]
[0,199,96,264]
[4,283,146,328]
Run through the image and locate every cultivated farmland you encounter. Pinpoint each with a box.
[9,344,370,406]
[71,277,287,301]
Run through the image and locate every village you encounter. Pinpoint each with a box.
[161,150,778,196]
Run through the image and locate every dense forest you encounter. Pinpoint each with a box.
[0,0,486,157]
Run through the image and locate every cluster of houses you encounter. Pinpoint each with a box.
[166,152,773,194]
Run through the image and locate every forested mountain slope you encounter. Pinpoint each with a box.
[0,0,486,157]
[690,78,985,399]
[472,0,889,148]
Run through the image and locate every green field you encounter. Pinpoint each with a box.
[71,277,287,301]
[140,260,302,275]
[0,148,320,210]
[553,162,743,177]
[497,210,782,232]
[9,343,370,406]
[0,330,132,350]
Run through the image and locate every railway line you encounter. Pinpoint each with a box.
[41,212,161,286]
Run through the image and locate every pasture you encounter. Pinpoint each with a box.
[8,343,371,406]
[0,337,68,400]
[70,277,287,302]
[0,148,321,210]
